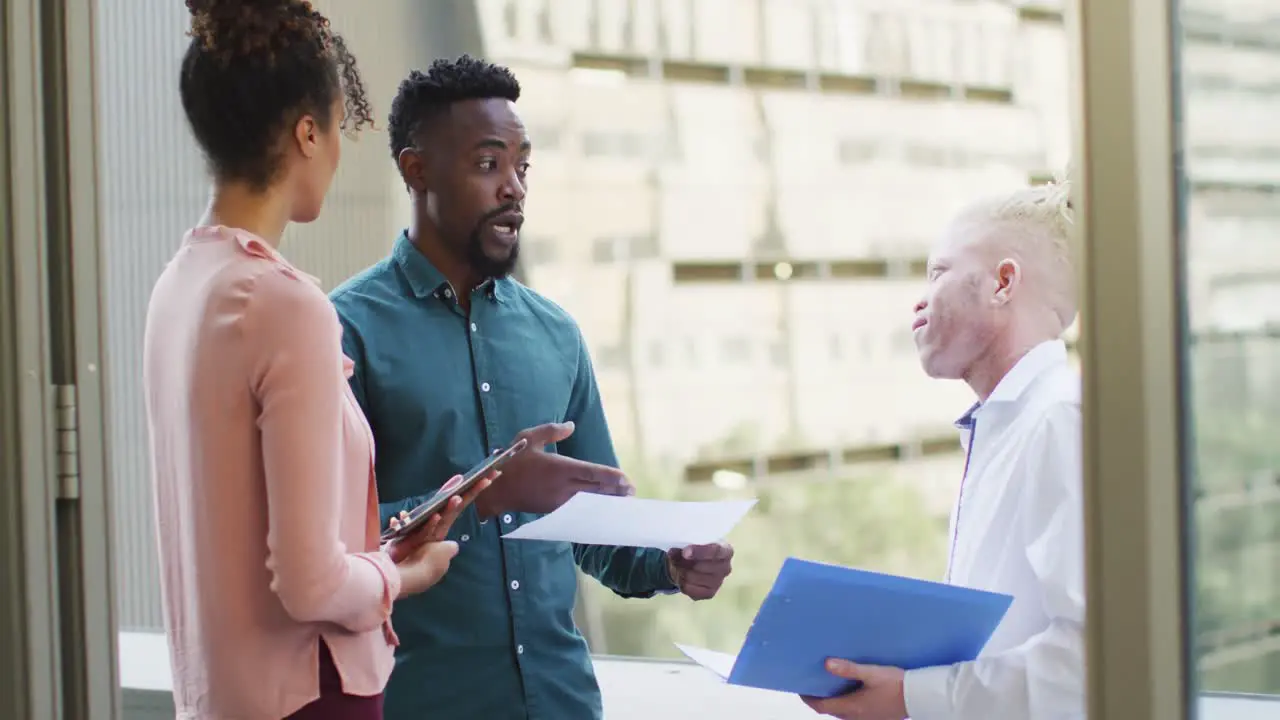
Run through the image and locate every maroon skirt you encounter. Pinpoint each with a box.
[284,640,383,720]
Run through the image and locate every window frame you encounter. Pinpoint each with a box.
[1,0,64,716]
[0,0,118,717]
[1073,0,1196,718]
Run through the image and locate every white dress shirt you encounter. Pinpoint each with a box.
[902,339,1085,720]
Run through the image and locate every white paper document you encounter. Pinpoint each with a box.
[675,644,738,680]
[501,493,756,549]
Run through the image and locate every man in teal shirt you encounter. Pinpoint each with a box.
[330,56,736,720]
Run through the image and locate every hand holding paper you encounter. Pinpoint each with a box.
[667,542,735,600]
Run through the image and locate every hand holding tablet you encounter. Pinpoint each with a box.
[381,438,529,546]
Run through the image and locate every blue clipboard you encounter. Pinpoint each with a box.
[685,557,1013,698]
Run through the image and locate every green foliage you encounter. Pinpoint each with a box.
[1185,343,1280,693]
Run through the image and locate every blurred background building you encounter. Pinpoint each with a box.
[94,0,1277,696]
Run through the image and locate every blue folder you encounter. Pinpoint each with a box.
[719,557,1013,698]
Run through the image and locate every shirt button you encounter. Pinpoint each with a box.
[502,513,513,524]
[470,322,478,332]
[510,580,520,591]
[481,382,491,392]
[460,534,470,542]
[443,288,453,298]
[517,644,525,655]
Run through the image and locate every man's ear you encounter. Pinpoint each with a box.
[398,146,429,193]
[994,258,1020,304]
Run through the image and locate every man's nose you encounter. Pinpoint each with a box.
[914,298,927,314]
[499,173,525,204]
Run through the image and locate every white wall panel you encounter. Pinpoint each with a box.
[1013,19,1072,171]
[548,0,593,52]
[658,0,696,60]
[657,174,767,259]
[569,78,667,148]
[630,280,793,457]
[691,0,761,66]
[762,0,817,70]
[95,0,210,633]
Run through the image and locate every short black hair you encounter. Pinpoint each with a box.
[387,55,521,162]
[180,0,374,189]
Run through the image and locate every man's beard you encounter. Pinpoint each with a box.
[465,225,520,280]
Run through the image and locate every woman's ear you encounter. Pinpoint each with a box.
[294,114,320,159]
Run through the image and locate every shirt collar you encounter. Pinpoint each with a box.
[392,230,511,304]
[187,225,321,287]
[954,339,1068,426]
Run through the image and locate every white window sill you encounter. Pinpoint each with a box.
[119,632,1278,719]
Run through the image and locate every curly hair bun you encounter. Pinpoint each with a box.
[186,0,320,56]
[186,0,298,15]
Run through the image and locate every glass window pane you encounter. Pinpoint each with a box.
[1176,0,1280,698]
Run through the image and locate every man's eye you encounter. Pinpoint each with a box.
[479,158,497,170]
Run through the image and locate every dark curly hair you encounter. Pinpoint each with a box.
[180,0,374,190]
[387,55,521,163]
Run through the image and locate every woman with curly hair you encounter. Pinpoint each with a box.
[142,2,482,717]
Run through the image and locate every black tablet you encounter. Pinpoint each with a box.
[380,438,528,543]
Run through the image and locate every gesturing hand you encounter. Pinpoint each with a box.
[800,660,908,720]
[473,421,634,519]
[666,542,734,600]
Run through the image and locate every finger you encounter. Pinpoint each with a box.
[385,540,410,564]
[558,458,631,495]
[681,562,732,583]
[429,497,466,540]
[407,540,461,586]
[688,556,733,571]
[386,521,430,563]
[423,511,444,538]
[680,584,716,601]
[394,511,443,547]
[824,658,869,680]
[412,540,460,570]
[799,696,823,712]
[678,576,724,599]
[459,476,493,505]
[678,542,733,562]
[518,422,575,449]
[801,696,850,717]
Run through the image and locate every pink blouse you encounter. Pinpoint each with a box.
[143,225,399,719]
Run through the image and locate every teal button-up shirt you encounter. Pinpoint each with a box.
[330,233,675,720]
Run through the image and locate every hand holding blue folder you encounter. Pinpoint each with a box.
[676,557,1013,698]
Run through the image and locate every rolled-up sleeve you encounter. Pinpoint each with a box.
[244,267,395,632]
[903,404,1086,719]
